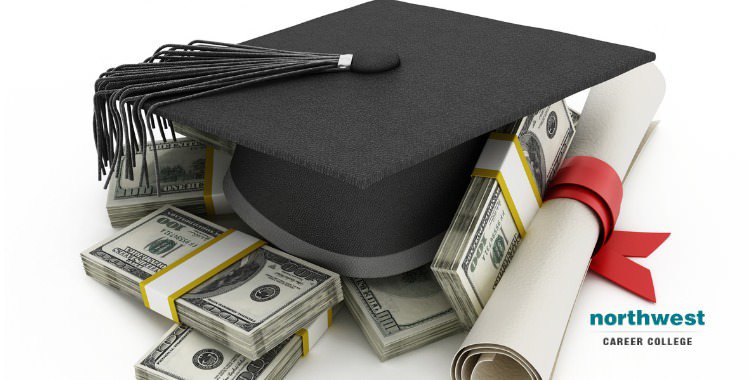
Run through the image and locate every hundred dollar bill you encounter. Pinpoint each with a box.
[136,325,299,380]
[81,206,342,360]
[106,139,232,228]
[342,266,461,360]
[431,101,575,328]
[135,309,333,380]
[513,103,576,194]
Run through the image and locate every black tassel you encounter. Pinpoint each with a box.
[92,40,399,194]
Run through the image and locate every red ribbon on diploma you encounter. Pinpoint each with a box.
[545,156,669,302]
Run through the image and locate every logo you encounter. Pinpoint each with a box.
[590,310,705,347]
[250,284,280,302]
[590,310,705,327]
[546,111,558,138]
[192,349,223,370]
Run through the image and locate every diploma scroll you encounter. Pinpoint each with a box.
[452,62,666,380]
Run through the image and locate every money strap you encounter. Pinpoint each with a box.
[545,156,670,302]
[139,229,266,323]
[203,146,233,216]
[472,132,543,237]
[295,309,334,356]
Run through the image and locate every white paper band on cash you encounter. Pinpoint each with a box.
[472,133,543,237]
[139,229,265,323]
[203,146,233,216]
[295,308,334,356]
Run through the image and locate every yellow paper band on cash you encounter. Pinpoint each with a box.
[139,229,266,323]
[472,132,543,238]
[295,308,333,356]
[203,146,233,216]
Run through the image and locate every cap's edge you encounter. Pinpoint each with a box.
[224,170,441,277]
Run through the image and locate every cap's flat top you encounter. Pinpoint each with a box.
[159,0,654,188]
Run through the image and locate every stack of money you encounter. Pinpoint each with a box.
[136,325,301,380]
[431,101,576,328]
[343,266,461,360]
[106,139,230,228]
[135,309,332,380]
[81,206,342,360]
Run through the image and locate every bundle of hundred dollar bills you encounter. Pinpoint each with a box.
[136,308,333,380]
[342,265,461,360]
[87,102,581,376]
[80,206,343,360]
[106,139,233,228]
[432,101,577,328]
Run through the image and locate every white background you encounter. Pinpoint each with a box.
[1,1,748,379]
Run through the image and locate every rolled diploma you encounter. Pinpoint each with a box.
[452,62,665,380]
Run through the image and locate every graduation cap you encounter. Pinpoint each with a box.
[91,0,654,277]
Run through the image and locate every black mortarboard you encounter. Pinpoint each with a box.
[91,0,654,277]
